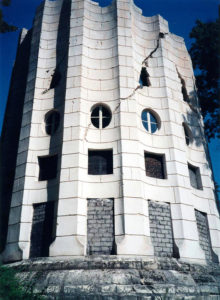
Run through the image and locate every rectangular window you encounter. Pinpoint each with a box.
[188,163,202,189]
[88,149,113,175]
[145,152,165,179]
[38,154,58,181]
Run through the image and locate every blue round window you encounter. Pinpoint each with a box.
[141,110,159,133]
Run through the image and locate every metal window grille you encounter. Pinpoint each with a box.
[145,152,165,179]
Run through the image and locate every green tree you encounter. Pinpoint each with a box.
[189,13,220,140]
[0,265,44,299]
[0,0,17,33]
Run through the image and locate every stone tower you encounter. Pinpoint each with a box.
[1,0,220,273]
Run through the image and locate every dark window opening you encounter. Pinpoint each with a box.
[88,149,113,175]
[145,152,165,179]
[159,32,165,38]
[38,154,58,181]
[141,110,159,133]
[50,68,61,89]
[188,163,202,190]
[177,71,189,102]
[30,201,55,258]
[45,110,60,135]
[183,123,192,145]
[182,83,189,102]
[140,67,151,87]
[91,105,112,129]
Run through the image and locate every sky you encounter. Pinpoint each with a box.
[0,0,219,195]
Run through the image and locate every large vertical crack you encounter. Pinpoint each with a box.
[113,33,167,113]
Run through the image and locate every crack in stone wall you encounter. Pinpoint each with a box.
[114,33,166,114]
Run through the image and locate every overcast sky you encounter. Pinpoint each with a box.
[0,0,219,194]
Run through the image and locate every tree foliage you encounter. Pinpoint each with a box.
[189,14,220,140]
[0,265,44,299]
[0,0,17,33]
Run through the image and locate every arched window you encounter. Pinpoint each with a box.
[91,104,112,129]
[141,110,159,133]
[182,122,192,145]
[45,110,60,135]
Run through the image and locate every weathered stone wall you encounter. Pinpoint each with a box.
[6,257,220,299]
[149,201,174,257]
[87,198,115,255]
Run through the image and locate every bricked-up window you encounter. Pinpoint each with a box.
[188,163,202,189]
[30,201,55,258]
[141,110,159,133]
[91,105,112,129]
[38,154,58,181]
[145,152,165,179]
[45,110,60,135]
[195,209,219,263]
[88,150,113,175]
[149,201,177,258]
[87,198,115,255]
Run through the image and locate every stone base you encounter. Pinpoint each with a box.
[5,256,220,299]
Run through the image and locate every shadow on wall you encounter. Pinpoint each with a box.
[29,0,71,258]
[183,90,209,163]
[47,0,71,251]
[0,29,32,253]
[183,90,220,213]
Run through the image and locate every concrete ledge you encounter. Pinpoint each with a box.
[5,257,220,299]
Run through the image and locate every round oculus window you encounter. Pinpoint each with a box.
[141,110,159,133]
[91,105,112,129]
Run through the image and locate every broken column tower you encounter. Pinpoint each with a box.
[1,0,220,268]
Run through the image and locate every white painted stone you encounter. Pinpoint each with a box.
[116,235,154,256]
[50,236,85,256]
